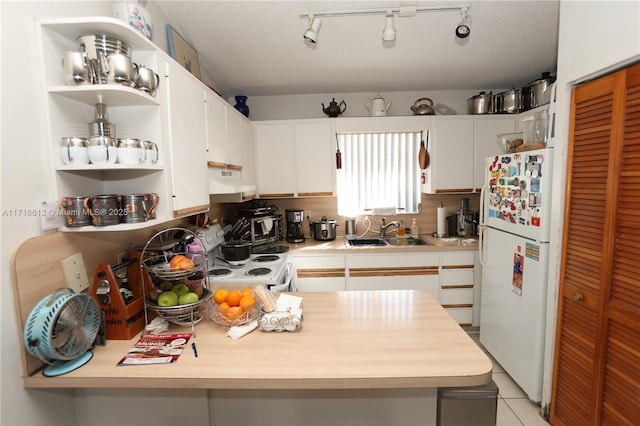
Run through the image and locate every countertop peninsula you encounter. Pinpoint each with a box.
[23,290,492,390]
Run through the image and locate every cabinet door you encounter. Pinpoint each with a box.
[254,123,295,197]
[294,120,334,196]
[226,108,244,168]
[474,117,516,191]
[551,63,640,426]
[428,117,475,193]
[205,91,228,166]
[295,255,346,291]
[164,60,209,217]
[241,117,256,187]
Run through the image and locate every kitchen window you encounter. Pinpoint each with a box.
[336,131,422,216]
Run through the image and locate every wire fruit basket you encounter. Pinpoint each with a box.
[140,227,210,327]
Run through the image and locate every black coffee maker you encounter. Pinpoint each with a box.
[285,209,305,243]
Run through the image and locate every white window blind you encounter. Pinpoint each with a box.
[336,131,422,216]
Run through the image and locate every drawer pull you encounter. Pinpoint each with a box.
[571,292,583,302]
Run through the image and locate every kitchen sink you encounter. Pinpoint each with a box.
[345,237,433,247]
[384,237,433,246]
[347,238,388,246]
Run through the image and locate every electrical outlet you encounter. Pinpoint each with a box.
[117,251,127,265]
[61,252,90,293]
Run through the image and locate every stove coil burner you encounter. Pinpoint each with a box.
[253,255,280,263]
[209,268,232,277]
[246,267,272,277]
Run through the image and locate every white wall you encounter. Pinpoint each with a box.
[540,0,640,412]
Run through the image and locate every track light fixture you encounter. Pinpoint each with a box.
[382,12,396,43]
[455,7,472,39]
[303,15,322,44]
[300,3,470,46]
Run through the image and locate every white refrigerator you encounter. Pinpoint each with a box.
[479,147,553,403]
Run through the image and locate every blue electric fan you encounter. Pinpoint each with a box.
[23,288,101,377]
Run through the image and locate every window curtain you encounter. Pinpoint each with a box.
[336,131,422,216]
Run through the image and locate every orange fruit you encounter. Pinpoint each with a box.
[218,302,230,313]
[226,289,243,307]
[225,306,243,320]
[169,255,194,272]
[239,295,256,312]
[241,288,254,297]
[213,288,229,305]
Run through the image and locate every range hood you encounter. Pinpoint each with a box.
[209,169,256,203]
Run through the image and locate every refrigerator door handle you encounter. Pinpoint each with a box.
[479,185,488,227]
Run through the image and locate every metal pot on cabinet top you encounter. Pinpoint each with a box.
[411,98,435,115]
[467,91,494,114]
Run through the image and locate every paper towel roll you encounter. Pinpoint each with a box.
[437,206,447,236]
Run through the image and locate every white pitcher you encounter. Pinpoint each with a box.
[364,94,392,116]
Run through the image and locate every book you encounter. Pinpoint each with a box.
[117,333,192,366]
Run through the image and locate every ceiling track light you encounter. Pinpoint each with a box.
[456,7,472,39]
[382,12,396,43]
[300,3,470,46]
[303,15,322,44]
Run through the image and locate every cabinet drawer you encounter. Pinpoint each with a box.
[294,256,345,269]
[349,253,439,268]
[445,308,473,326]
[441,287,474,305]
[441,252,475,266]
[441,269,474,286]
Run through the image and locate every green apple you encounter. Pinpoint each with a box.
[178,291,200,305]
[171,284,190,296]
[157,291,179,307]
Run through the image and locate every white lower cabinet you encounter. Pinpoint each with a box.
[294,255,346,291]
[441,251,477,327]
[293,250,478,327]
[346,253,440,300]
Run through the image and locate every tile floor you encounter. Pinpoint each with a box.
[469,334,551,426]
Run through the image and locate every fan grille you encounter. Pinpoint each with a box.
[24,291,101,362]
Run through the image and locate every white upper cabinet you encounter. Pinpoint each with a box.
[473,116,516,191]
[225,107,245,169]
[162,57,209,218]
[427,117,475,193]
[206,93,246,171]
[423,115,516,194]
[294,120,334,197]
[253,119,334,198]
[254,122,295,197]
[205,90,228,167]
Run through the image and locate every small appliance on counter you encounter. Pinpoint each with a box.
[345,217,357,239]
[309,216,338,241]
[285,209,305,243]
[447,198,478,237]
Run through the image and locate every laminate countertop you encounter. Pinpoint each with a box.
[282,234,479,255]
[23,290,492,390]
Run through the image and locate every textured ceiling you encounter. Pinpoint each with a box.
[154,1,560,96]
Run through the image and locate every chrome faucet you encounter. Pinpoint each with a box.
[379,218,401,237]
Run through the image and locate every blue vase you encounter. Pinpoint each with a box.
[234,95,250,118]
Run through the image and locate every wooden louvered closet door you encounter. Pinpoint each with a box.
[550,63,640,425]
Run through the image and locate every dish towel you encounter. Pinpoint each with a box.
[227,319,258,340]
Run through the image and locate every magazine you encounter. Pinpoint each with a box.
[117,333,192,366]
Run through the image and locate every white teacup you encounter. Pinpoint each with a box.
[88,136,117,165]
[60,137,90,165]
[116,138,144,164]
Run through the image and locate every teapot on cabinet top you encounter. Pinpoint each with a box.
[365,94,392,117]
[322,98,347,117]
